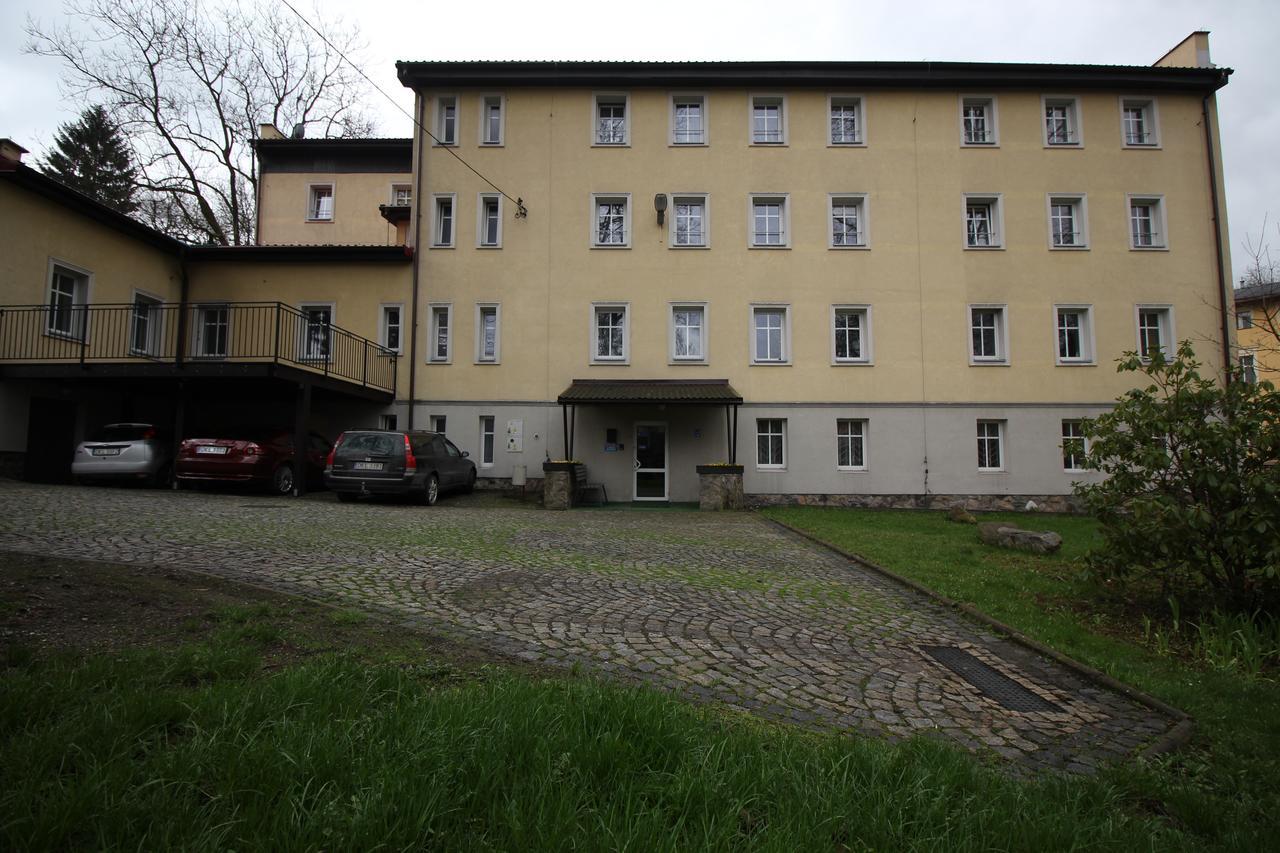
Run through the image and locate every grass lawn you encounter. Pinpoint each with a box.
[763,506,1280,851]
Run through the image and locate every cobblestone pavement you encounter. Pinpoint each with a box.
[0,480,1175,773]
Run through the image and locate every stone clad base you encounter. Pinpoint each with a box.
[745,493,1084,514]
[542,467,573,510]
[697,466,744,511]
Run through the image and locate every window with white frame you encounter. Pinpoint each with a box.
[194,304,229,359]
[380,414,398,431]
[593,305,628,362]
[46,263,88,338]
[829,96,863,145]
[433,195,455,247]
[594,94,628,144]
[476,304,500,363]
[308,184,333,221]
[1043,97,1080,145]
[836,419,867,470]
[593,194,630,247]
[756,418,786,468]
[833,306,870,363]
[479,416,495,466]
[671,95,705,144]
[1048,195,1087,248]
[1240,353,1257,384]
[429,305,451,362]
[436,96,457,144]
[977,420,1004,471]
[964,195,1002,248]
[752,306,788,363]
[1055,305,1093,364]
[478,194,502,247]
[961,96,996,145]
[671,195,708,247]
[301,304,332,361]
[671,305,705,362]
[481,95,504,145]
[751,95,785,144]
[1061,420,1088,471]
[391,184,412,206]
[970,305,1007,363]
[1237,310,1254,330]
[829,195,867,247]
[429,414,446,434]
[1137,306,1172,360]
[750,195,788,247]
[1129,196,1166,249]
[1121,98,1158,146]
[381,305,402,353]
[130,293,160,355]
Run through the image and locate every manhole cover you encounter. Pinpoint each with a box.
[923,646,1061,713]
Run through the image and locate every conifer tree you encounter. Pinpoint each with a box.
[41,105,139,215]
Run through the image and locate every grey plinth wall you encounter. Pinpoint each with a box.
[697,465,745,511]
[542,462,575,510]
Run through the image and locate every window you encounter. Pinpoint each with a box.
[964,195,1002,248]
[750,95,785,144]
[1055,305,1094,364]
[308,184,333,221]
[969,305,1007,363]
[436,96,457,145]
[977,420,1004,471]
[130,293,160,355]
[46,262,88,338]
[1121,98,1158,147]
[1128,196,1167,249]
[1136,306,1172,360]
[836,419,867,470]
[429,305,451,362]
[594,94,628,145]
[390,184,412,206]
[1240,354,1257,384]
[671,195,708,247]
[430,414,447,434]
[1043,97,1080,146]
[593,304,628,362]
[1048,195,1088,248]
[1237,310,1254,330]
[960,96,997,145]
[832,306,871,364]
[301,304,332,361]
[671,95,706,145]
[381,305,402,353]
[479,416,495,466]
[751,305,789,364]
[478,194,502,247]
[756,419,786,468]
[476,304,500,363]
[480,95,504,145]
[592,194,630,247]
[829,195,867,247]
[433,195,456,247]
[194,304,229,359]
[380,414,398,431]
[671,305,705,362]
[750,195,789,247]
[829,96,864,145]
[1062,421,1088,472]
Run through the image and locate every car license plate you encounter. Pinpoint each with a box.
[91,448,121,456]
[196,446,229,455]
[353,461,383,471]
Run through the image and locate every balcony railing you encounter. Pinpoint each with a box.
[0,301,397,394]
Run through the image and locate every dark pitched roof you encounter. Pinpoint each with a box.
[255,138,413,174]
[184,244,411,263]
[558,379,743,405]
[1234,281,1280,305]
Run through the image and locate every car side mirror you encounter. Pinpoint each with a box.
[461,451,470,458]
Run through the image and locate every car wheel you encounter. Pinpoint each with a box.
[336,491,358,503]
[463,470,476,494]
[272,464,295,496]
[423,473,439,506]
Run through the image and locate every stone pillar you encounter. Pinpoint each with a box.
[697,464,744,511]
[542,461,575,510]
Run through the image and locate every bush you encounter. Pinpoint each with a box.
[1076,342,1280,614]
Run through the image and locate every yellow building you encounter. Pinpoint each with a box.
[1233,282,1279,386]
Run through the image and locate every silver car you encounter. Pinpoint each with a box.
[72,423,171,486]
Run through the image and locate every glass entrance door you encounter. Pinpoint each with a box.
[634,422,668,501]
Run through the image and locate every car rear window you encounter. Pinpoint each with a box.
[89,425,155,442]
[340,433,402,456]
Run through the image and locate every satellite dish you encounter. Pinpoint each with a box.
[290,123,305,139]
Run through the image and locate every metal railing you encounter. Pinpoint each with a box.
[0,301,397,393]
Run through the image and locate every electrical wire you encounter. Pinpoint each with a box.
[277,0,526,215]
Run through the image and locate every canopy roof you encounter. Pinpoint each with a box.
[557,379,743,405]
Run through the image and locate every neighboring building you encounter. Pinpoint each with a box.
[1233,281,1280,386]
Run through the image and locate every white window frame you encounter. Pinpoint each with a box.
[306,183,334,222]
[1041,96,1083,147]
[475,303,501,364]
[836,418,868,472]
[593,93,630,146]
[299,302,335,363]
[1240,353,1258,384]
[192,302,230,360]
[1127,194,1168,250]
[1053,304,1095,366]
[968,304,1009,365]
[670,193,709,248]
[828,193,869,249]
[380,303,404,354]
[428,303,452,363]
[435,95,458,145]
[591,303,629,364]
[959,95,998,146]
[1237,310,1254,330]
[1135,305,1174,361]
[831,305,873,365]
[477,193,502,248]
[750,304,791,365]
[963,194,1004,249]
[389,183,412,206]
[380,413,399,432]
[479,415,496,467]
[749,94,787,145]
[429,414,447,434]
[670,93,707,146]
[591,193,631,248]
[669,303,708,364]
[129,289,163,356]
[431,194,456,248]
[45,259,91,340]
[977,420,1005,472]
[1046,194,1089,250]
[1120,97,1160,148]
[755,418,787,469]
[1061,420,1089,473]
[479,94,505,146]
[748,193,790,248]
[827,94,866,146]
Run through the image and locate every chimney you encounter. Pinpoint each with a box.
[0,138,29,167]
[258,123,285,140]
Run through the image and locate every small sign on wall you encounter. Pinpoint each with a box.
[506,419,523,452]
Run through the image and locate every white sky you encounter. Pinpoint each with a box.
[2,0,1277,281]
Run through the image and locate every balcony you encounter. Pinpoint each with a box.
[0,301,397,399]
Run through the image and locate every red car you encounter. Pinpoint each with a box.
[175,429,331,495]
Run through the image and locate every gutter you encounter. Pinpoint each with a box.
[407,92,426,429]
[1202,93,1233,383]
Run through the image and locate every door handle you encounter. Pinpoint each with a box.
[634,458,641,470]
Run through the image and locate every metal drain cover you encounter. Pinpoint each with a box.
[923,646,1061,713]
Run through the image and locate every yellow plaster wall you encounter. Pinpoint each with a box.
[257,171,411,246]
[1237,312,1280,385]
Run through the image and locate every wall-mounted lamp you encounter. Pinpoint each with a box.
[654,193,668,226]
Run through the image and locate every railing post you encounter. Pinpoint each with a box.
[323,321,330,377]
[273,303,281,364]
[79,307,88,367]
[362,339,368,387]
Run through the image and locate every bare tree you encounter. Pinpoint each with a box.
[1236,215,1280,376]
[27,0,375,245]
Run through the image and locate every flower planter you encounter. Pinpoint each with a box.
[696,464,744,511]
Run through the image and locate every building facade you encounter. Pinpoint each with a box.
[1233,281,1279,387]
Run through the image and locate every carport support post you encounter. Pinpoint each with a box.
[293,381,311,497]
[732,404,738,465]
[170,380,187,489]
[561,403,568,461]
[569,405,576,460]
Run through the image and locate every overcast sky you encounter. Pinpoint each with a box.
[2,0,1276,282]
